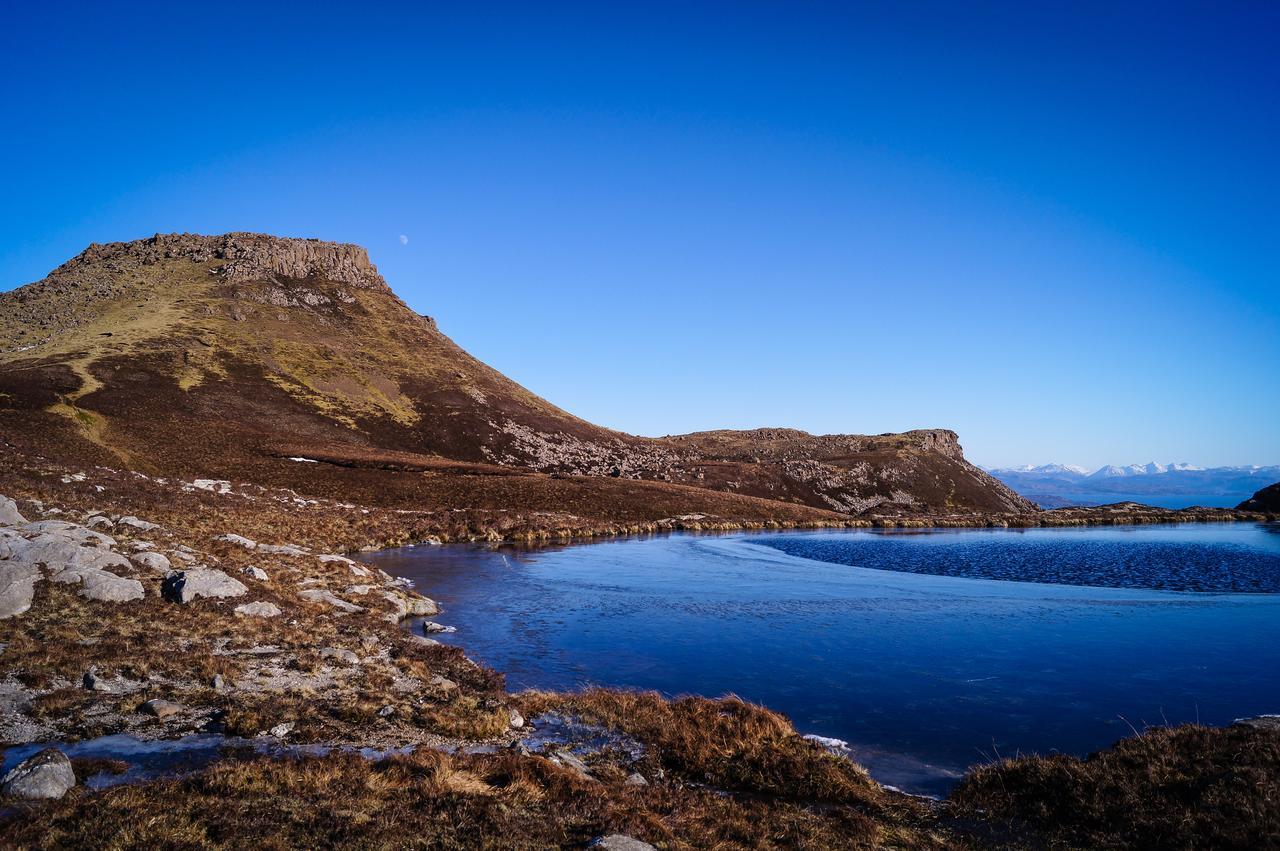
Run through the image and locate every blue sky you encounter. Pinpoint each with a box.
[3,2,1277,469]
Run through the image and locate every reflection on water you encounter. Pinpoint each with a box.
[360,523,1280,797]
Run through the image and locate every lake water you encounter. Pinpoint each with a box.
[360,523,1280,796]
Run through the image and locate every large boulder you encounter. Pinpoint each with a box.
[1,748,75,800]
[0,496,27,526]
[0,561,41,618]
[76,569,145,603]
[162,568,248,604]
[130,551,171,574]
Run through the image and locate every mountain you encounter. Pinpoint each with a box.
[989,461,1280,509]
[0,233,1032,525]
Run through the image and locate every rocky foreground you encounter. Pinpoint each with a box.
[0,453,1277,848]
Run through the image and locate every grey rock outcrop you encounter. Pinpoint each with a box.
[1,748,75,800]
[130,551,171,573]
[0,497,26,526]
[0,562,41,619]
[162,568,248,604]
[234,601,282,618]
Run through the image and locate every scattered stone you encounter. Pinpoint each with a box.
[553,749,595,781]
[625,772,649,786]
[162,568,248,603]
[234,601,282,618]
[214,533,257,549]
[117,516,159,532]
[76,569,145,602]
[423,621,456,634]
[508,708,525,729]
[193,480,232,494]
[212,673,226,692]
[140,698,182,719]
[130,551,171,573]
[242,565,269,582]
[298,589,364,613]
[319,647,360,665]
[84,515,114,530]
[589,836,655,851]
[1,748,75,800]
[268,722,294,739]
[82,669,109,692]
[0,562,40,619]
[427,675,457,693]
[0,496,27,526]
[257,543,308,556]
[377,705,396,718]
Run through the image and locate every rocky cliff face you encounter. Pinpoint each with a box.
[0,233,1034,518]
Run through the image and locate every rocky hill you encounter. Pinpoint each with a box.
[1238,482,1280,513]
[0,233,1031,527]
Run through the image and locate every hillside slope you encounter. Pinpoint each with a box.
[0,233,1032,522]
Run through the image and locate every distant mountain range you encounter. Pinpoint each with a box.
[986,462,1280,509]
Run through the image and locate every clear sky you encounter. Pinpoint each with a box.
[3,2,1277,470]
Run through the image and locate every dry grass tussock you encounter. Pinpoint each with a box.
[0,748,952,850]
[948,723,1280,849]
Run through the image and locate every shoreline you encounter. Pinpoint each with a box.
[1,456,1278,846]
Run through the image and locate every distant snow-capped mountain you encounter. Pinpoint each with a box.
[984,462,1280,509]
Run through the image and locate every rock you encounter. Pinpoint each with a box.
[625,772,649,786]
[298,589,364,613]
[553,749,594,780]
[268,722,294,739]
[257,543,308,556]
[0,562,40,619]
[242,566,269,582]
[214,533,257,549]
[130,551,171,573]
[84,515,114,530]
[319,647,360,665]
[19,521,114,547]
[140,698,182,719]
[212,673,226,692]
[349,564,371,578]
[117,516,159,532]
[409,634,439,647]
[344,584,372,595]
[83,669,108,691]
[508,708,525,729]
[234,601,282,618]
[76,569,145,602]
[377,705,396,718]
[382,590,439,623]
[162,568,248,603]
[1,748,75,800]
[0,496,27,526]
[427,675,457,693]
[589,836,655,851]
[193,479,232,494]
[316,553,355,566]
[422,621,456,634]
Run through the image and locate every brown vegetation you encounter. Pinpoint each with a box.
[948,723,1280,849]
